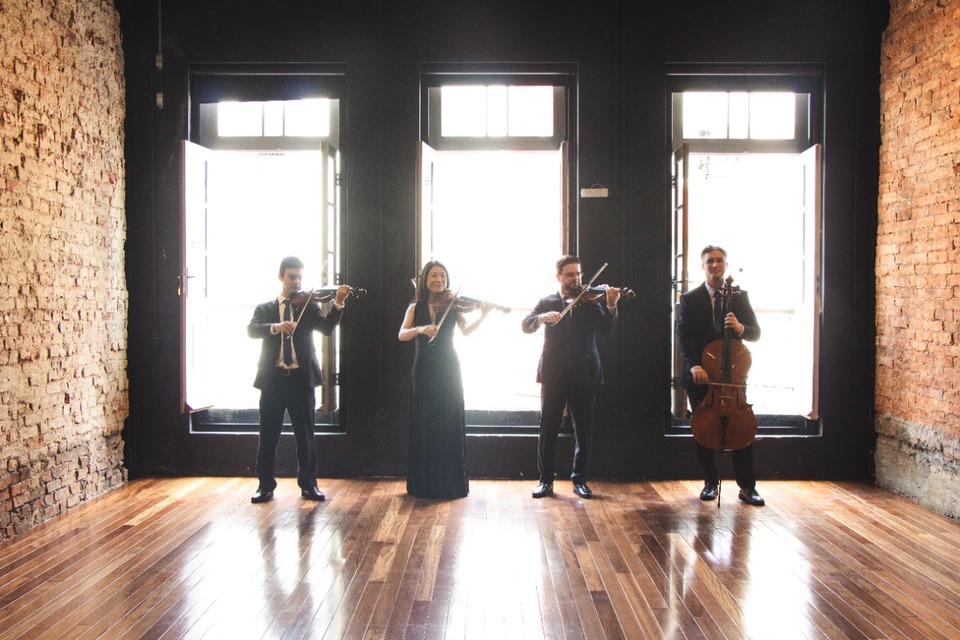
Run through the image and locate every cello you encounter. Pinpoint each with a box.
[689,275,757,451]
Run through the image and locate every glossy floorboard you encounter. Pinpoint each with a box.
[1,477,958,639]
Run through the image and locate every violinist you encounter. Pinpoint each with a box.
[677,245,764,506]
[247,256,353,504]
[522,255,620,499]
[398,260,492,499]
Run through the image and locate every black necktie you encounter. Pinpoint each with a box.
[282,300,293,366]
[713,290,723,338]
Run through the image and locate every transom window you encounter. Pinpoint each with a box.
[217,99,331,138]
[681,91,797,140]
[439,85,554,138]
[423,67,569,152]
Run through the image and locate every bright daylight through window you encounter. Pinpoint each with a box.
[183,96,340,425]
[672,88,821,424]
[422,81,567,421]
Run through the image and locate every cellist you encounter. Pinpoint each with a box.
[676,246,765,506]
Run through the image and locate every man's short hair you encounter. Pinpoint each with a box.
[700,245,727,261]
[279,256,304,276]
[555,255,581,274]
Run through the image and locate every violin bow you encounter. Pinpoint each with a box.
[558,262,607,320]
[289,287,315,335]
[292,262,334,333]
[429,281,463,343]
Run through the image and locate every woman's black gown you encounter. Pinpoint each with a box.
[407,301,469,499]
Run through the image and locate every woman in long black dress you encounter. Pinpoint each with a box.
[398,261,491,498]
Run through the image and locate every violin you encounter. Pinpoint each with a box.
[453,294,510,313]
[433,290,511,313]
[289,286,367,306]
[570,284,636,306]
[689,276,757,451]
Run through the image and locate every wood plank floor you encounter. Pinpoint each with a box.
[1,478,959,639]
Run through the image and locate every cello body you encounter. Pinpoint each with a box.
[689,277,758,450]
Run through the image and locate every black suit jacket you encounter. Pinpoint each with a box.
[676,282,760,393]
[522,293,618,387]
[247,298,343,389]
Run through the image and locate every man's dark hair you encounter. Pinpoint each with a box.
[279,256,304,276]
[555,255,581,274]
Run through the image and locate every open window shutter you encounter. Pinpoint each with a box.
[319,142,339,415]
[416,141,438,274]
[180,140,215,412]
[796,144,822,419]
[671,144,690,417]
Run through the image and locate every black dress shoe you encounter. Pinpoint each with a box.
[251,488,274,504]
[532,482,553,498]
[301,487,326,501]
[738,489,765,506]
[573,481,593,499]
[700,482,719,501]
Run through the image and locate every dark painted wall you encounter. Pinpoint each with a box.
[118,0,887,482]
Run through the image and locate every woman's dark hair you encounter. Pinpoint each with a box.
[413,260,449,303]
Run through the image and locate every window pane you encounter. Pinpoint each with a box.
[217,102,263,137]
[750,92,795,139]
[263,101,284,137]
[682,92,728,139]
[440,85,556,138]
[441,86,488,137]
[508,86,553,137]
[431,150,561,412]
[487,85,508,137]
[285,98,330,137]
[729,92,749,139]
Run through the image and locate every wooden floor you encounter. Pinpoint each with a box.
[1,478,959,640]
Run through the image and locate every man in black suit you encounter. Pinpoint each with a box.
[676,245,764,506]
[522,256,620,499]
[247,256,352,504]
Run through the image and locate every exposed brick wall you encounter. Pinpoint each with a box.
[0,0,126,541]
[877,0,960,519]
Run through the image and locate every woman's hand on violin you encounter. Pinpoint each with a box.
[538,311,562,326]
[691,365,709,385]
[419,324,438,338]
[724,313,744,336]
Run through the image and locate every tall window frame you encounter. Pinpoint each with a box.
[181,63,348,434]
[417,64,578,432]
[667,65,824,437]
